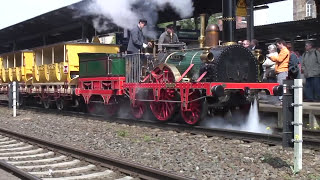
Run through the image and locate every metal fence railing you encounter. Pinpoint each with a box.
[125,54,141,83]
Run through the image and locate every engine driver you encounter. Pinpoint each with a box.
[158,24,179,52]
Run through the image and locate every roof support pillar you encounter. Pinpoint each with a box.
[316,0,320,18]
[246,0,254,41]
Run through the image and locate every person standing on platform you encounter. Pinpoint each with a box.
[268,39,290,85]
[250,39,259,50]
[242,40,251,49]
[127,19,152,54]
[301,41,320,102]
[262,44,277,82]
[287,42,301,79]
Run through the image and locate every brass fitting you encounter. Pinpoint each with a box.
[200,47,214,63]
[252,49,265,64]
[205,24,219,47]
[199,14,206,48]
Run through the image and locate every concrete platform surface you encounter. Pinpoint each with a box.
[259,101,320,128]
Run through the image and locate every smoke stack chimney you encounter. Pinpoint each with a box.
[222,0,236,44]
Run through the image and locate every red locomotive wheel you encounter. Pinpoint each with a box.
[87,102,97,114]
[131,101,145,119]
[181,90,206,125]
[105,97,119,117]
[87,102,105,115]
[149,66,177,121]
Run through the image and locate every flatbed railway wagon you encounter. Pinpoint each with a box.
[0,42,120,109]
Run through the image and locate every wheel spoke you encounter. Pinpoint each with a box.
[131,101,145,119]
[149,66,176,121]
[181,90,205,125]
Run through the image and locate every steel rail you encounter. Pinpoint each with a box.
[273,127,320,138]
[4,102,320,149]
[0,160,41,180]
[130,120,320,149]
[1,101,320,147]
[0,127,193,180]
[20,105,320,149]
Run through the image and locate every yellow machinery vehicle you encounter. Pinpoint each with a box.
[32,42,120,83]
[0,50,33,83]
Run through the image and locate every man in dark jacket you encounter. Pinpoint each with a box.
[287,42,301,79]
[301,41,320,101]
[127,19,151,54]
[158,24,179,52]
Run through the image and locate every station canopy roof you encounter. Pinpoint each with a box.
[236,18,320,42]
[0,0,286,53]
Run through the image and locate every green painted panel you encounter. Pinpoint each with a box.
[166,50,202,78]
[79,53,109,77]
[111,58,126,75]
[78,53,125,77]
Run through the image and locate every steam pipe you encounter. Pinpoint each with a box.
[199,14,206,48]
[222,0,236,44]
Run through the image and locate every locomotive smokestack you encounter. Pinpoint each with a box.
[222,0,236,44]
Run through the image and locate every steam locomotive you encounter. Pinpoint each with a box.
[0,0,282,125]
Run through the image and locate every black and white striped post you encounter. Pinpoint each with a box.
[292,79,303,172]
[13,81,17,117]
[282,80,294,148]
[282,79,303,172]
[8,82,19,117]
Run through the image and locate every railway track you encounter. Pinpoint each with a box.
[8,104,320,150]
[0,128,191,180]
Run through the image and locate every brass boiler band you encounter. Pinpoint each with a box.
[252,49,265,64]
[251,49,265,81]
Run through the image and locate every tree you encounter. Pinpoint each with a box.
[208,13,222,25]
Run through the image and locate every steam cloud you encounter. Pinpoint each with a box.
[77,0,194,38]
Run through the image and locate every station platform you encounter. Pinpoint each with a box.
[259,101,320,129]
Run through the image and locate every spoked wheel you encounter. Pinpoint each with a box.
[149,66,177,121]
[87,102,97,114]
[181,90,207,125]
[42,99,50,109]
[78,96,87,112]
[87,96,104,115]
[104,96,119,117]
[56,98,64,111]
[131,101,145,119]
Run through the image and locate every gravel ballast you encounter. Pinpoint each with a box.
[0,106,319,179]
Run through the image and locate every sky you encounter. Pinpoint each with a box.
[0,0,293,30]
[0,0,82,30]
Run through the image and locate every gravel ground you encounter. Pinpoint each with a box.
[0,169,21,180]
[0,106,319,180]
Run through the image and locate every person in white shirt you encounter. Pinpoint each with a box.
[262,44,277,82]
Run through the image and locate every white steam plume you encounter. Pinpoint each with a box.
[78,0,194,38]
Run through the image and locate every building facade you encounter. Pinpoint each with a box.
[293,0,317,20]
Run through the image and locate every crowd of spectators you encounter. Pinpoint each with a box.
[241,39,320,102]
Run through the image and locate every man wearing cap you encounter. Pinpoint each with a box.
[158,24,179,52]
[127,19,151,54]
